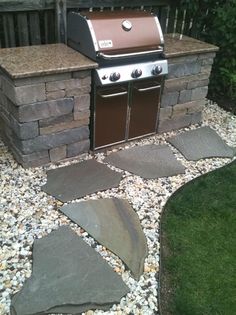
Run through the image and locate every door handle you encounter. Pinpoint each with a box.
[135,85,161,92]
[98,47,163,59]
[98,91,128,98]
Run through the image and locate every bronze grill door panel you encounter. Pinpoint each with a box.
[128,80,161,139]
[94,85,128,149]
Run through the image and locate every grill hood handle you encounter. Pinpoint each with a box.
[97,47,163,60]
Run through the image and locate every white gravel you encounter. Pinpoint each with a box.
[1,101,236,315]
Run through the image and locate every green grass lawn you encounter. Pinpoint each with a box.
[159,160,236,315]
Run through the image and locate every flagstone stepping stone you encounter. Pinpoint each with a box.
[104,144,185,179]
[60,198,148,280]
[167,126,236,161]
[10,226,129,315]
[41,159,122,202]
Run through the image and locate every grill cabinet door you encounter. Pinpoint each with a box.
[128,80,161,139]
[93,84,128,149]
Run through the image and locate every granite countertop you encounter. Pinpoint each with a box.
[0,44,98,79]
[164,34,219,58]
[0,37,218,79]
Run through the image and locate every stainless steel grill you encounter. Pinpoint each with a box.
[67,10,168,150]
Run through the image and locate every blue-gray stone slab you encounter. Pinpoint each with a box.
[168,126,235,160]
[41,159,122,202]
[104,145,185,179]
[60,198,148,280]
[10,226,129,315]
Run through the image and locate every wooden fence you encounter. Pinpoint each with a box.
[0,0,202,48]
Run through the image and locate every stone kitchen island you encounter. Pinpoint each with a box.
[159,34,219,132]
[0,44,97,167]
[0,36,218,167]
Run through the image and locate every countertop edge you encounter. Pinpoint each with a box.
[164,34,219,59]
[164,46,219,59]
[1,63,98,80]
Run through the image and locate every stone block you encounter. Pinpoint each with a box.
[66,85,91,97]
[72,70,91,79]
[2,76,46,105]
[46,77,90,93]
[0,105,10,125]
[159,107,172,120]
[13,73,72,87]
[74,94,90,112]
[187,100,205,114]
[49,146,67,162]
[73,110,90,121]
[10,115,39,140]
[172,103,189,116]
[168,55,198,64]
[201,58,214,66]
[46,79,79,92]
[46,90,66,100]
[158,114,192,133]
[163,77,188,93]
[15,83,46,105]
[178,90,192,104]
[17,98,74,123]
[168,62,201,79]
[80,76,91,86]
[39,113,73,128]
[161,91,179,107]
[0,90,9,108]
[1,76,15,102]
[201,65,213,75]
[198,52,216,60]
[191,87,208,100]
[15,126,89,154]
[11,144,50,168]
[187,79,209,90]
[40,119,89,135]
[67,139,90,157]
[191,111,202,124]
[5,98,18,119]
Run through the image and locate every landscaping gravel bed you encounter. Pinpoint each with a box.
[1,101,236,315]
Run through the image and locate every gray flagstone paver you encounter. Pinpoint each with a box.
[41,159,122,202]
[10,226,129,315]
[60,198,148,280]
[104,144,185,178]
[168,126,235,160]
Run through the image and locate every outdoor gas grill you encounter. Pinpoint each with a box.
[67,10,168,150]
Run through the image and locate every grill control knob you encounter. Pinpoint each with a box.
[132,68,142,78]
[152,65,163,75]
[110,72,121,82]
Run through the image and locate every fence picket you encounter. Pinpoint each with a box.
[175,8,185,35]
[159,5,169,34]
[17,13,29,46]
[3,13,16,47]
[29,12,41,45]
[44,10,56,44]
[182,8,192,36]
[55,0,67,43]
[167,4,177,34]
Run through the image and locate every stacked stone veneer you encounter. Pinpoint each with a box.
[0,70,91,167]
[158,52,216,133]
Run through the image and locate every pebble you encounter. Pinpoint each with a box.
[0,102,235,315]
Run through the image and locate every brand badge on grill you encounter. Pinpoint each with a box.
[98,40,113,48]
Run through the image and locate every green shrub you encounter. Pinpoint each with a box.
[180,0,236,105]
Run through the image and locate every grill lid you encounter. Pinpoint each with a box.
[67,10,164,61]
